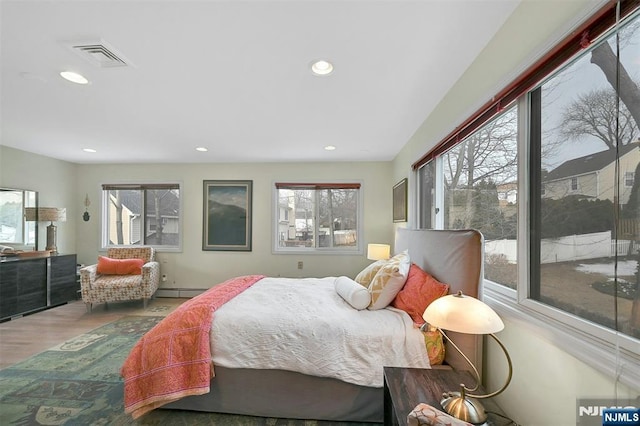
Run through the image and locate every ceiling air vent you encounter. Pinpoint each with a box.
[68,41,129,68]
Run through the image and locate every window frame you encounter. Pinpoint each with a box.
[415,29,640,388]
[513,95,639,387]
[272,181,364,255]
[518,44,640,383]
[625,171,634,187]
[101,182,183,252]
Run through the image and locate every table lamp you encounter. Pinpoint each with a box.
[24,207,66,255]
[367,243,390,261]
[422,291,513,424]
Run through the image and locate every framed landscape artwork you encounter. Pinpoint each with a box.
[203,180,253,251]
[393,178,407,223]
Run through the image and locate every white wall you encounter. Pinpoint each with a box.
[393,0,605,182]
[1,145,393,288]
[0,145,77,255]
[486,317,636,426]
[74,161,393,287]
[391,0,638,425]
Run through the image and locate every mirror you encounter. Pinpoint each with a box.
[0,187,38,248]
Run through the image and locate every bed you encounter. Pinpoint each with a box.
[122,228,484,422]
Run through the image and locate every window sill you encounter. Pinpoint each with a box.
[272,248,363,256]
[483,280,640,391]
[100,245,182,253]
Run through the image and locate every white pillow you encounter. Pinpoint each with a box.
[367,250,410,310]
[354,259,387,287]
[335,276,372,310]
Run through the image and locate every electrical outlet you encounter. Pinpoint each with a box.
[161,274,168,282]
[297,261,303,270]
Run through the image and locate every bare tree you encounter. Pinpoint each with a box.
[150,189,174,245]
[444,113,518,191]
[444,110,518,229]
[294,190,313,241]
[318,188,358,247]
[589,25,640,334]
[559,88,638,149]
[549,22,640,155]
[590,37,640,130]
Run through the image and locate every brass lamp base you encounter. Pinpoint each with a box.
[46,222,58,255]
[441,392,487,425]
[435,332,513,425]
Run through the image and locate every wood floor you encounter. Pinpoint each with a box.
[0,297,186,370]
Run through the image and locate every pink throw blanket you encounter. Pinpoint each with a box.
[121,274,265,418]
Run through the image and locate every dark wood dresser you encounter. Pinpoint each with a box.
[0,254,77,321]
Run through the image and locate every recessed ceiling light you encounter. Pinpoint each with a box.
[311,60,334,76]
[60,71,89,85]
[195,147,208,152]
[324,145,336,151]
[83,148,97,153]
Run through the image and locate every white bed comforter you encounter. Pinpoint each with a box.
[210,276,430,388]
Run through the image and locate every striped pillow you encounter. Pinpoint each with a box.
[354,259,388,287]
[367,250,410,310]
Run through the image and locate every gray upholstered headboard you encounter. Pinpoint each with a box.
[394,228,484,376]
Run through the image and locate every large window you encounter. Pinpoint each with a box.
[274,183,361,253]
[531,14,640,339]
[0,188,37,246]
[418,160,435,229]
[422,107,519,289]
[441,107,518,288]
[415,3,640,387]
[102,183,181,250]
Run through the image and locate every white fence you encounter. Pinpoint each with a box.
[485,239,517,263]
[611,239,639,256]
[485,231,634,264]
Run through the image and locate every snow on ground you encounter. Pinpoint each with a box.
[576,260,638,277]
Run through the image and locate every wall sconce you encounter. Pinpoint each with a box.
[83,194,91,222]
[24,207,67,255]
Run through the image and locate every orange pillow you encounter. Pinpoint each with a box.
[391,263,449,325]
[97,256,144,275]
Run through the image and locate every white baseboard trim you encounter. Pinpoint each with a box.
[156,288,205,298]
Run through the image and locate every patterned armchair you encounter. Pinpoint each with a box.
[80,247,160,312]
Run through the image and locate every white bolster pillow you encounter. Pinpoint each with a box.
[335,276,371,310]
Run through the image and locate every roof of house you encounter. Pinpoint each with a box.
[113,190,179,217]
[545,142,639,181]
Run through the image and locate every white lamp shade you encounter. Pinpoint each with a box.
[24,207,67,222]
[367,243,390,260]
[423,292,504,334]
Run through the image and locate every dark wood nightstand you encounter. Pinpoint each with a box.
[383,367,514,426]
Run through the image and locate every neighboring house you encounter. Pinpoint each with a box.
[496,182,517,207]
[277,192,321,247]
[543,142,640,206]
[107,190,180,246]
[277,193,297,245]
[107,194,134,245]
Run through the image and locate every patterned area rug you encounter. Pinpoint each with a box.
[0,315,377,425]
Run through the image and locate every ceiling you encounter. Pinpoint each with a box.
[0,0,520,165]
